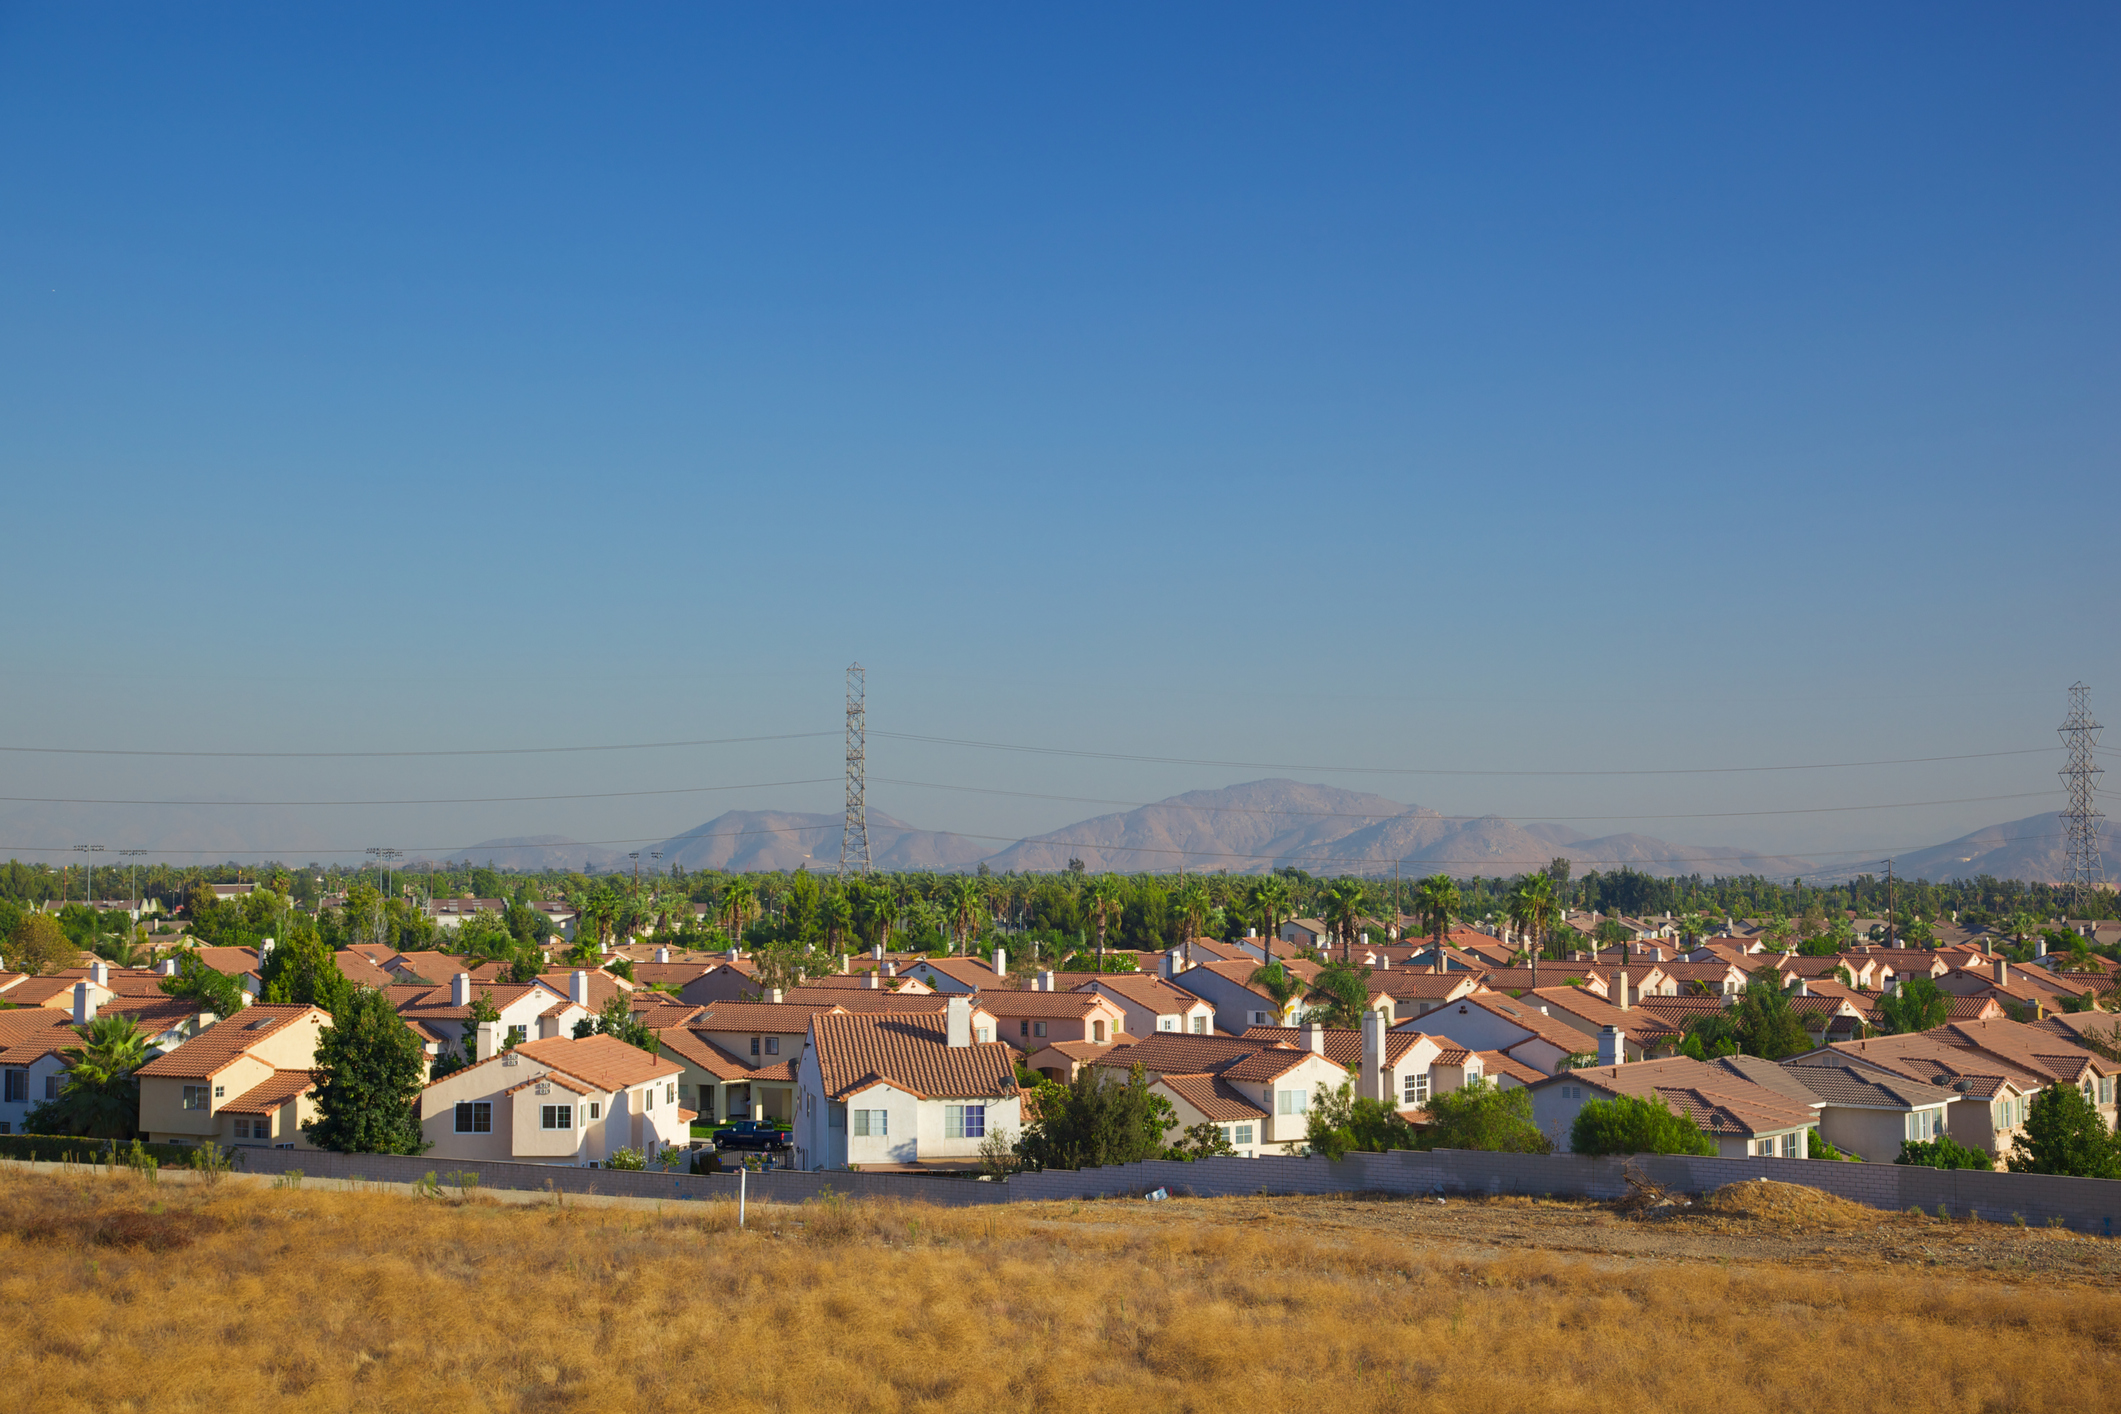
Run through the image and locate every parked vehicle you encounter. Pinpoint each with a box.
[712,1119,791,1151]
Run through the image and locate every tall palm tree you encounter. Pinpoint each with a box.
[720,878,758,947]
[1086,874,1125,974]
[1507,873,1558,991]
[946,876,985,956]
[820,891,853,949]
[1323,879,1366,962]
[1248,875,1290,952]
[40,1013,148,1139]
[1414,874,1460,969]
[1175,878,1211,970]
[1247,959,1305,1024]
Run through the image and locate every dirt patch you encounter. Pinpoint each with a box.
[1699,1180,1880,1231]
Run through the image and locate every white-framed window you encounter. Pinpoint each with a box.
[666,1084,676,1103]
[213,1084,225,1099]
[853,1109,887,1137]
[455,1101,492,1134]
[1904,1109,1942,1141]
[1405,1073,1430,1105]
[1191,1016,1207,1034]
[1252,1011,1270,1025]
[2102,1077,2114,1105]
[1160,1018,1175,1031]
[645,1088,655,1110]
[1234,1124,1253,1146]
[588,1101,601,1120]
[1754,1138,1774,1157]
[43,1074,59,1101]
[945,1104,986,1139]
[505,1026,526,1047]
[541,1104,573,1130]
[1277,1089,1308,1115]
[978,1027,992,1042]
[1781,1132,1799,1158]
[182,1085,210,1111]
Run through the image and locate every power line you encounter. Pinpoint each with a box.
[0,731,835,759]
[871,731,2059,777]
[0,777,838,807]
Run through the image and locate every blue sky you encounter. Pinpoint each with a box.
[1,4,2115,866]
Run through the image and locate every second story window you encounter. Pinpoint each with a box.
[1,1070,26,1105]
[455,1101,492,1134]
[1404,1073,1430,1105]
[1191,1016,1206,1034]
[764,1037,779,1056]
[540,1104,573,1131]
[182,1085,209,1111]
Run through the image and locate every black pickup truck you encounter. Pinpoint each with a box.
[711,1119,792,1151]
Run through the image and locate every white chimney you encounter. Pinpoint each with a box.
[1614,972,1630,1011]
[476,1020,498,1062]
[452,972,472,1008]
[2036,937,2048,958]
[871,943,884,960]
[1163,947,1182,979]
[1378,953,1390,971]
[1301,1022,1325,1055]
[570,970,590,1007]
[992,947,1007,979]
[1360,1008,1386,1102]
[769,988,784,1005]
[1795,978,1811,998]
[1246,928,1257,938]
[866,969,880,989]
[1598,1024,1624,1067]
[1996,958,2009,988]
[257,936,275,959]
[1037,969,1055,993]
[841,953,852,974]
[884,961,897,977]
[90,960,109,987]
[156,956,178,976]
[655,946,670,964]
[73,981,97,1025]
[946,996,972,1048]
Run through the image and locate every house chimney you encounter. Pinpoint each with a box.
[1037,969,1054,993]
[1795,978,1811,998]
[992,947,1007,979]
[656,946,670,964]
[1246,928,1257,938]
[476,1020,498,1062]
[1360,1008,1386,1103]
[156,956,178,976]
[1598,1024,1624,1068]
[866,968,880,989]
[884,961,897,977]
[1614,972,1630,1011]
[257,936,275,959]
[2036,937,2048,958]
[1378,953,1390,971]
[570,970,590,1007]
[769,988,784,1005]
[90,959,110,987]
[1996,958,2009,988]
[1301,1022,1325,1055]
[452,972,472,1008]
[727,946,740,962]
[946,996,972,1048]
[841,953,852,974]
[872,943,884,960]
[73,981,97,1025]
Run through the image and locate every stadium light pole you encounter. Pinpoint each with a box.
[73,844,104,907]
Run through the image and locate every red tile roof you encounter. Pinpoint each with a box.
[1156,1072,1270,1122]
[808,1011,1018,1102]
[135,1005,326,1080]
[220,1069,315,1113]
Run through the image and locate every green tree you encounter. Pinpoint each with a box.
[7,912,78,977]
[1014,1063,1174,1171]
[1730,984,1814,1060]
[1085,874,1125,974]
[304,986,431,1155]
[1167,1121,1237,1161]
[1306,958,1371,1030]
[1897,1134,1993,1169]
[572,993,660,1055]
[159,950,246,1018]
[258,922,351,1014]
[1507,872,1557,982]
[1678,1011,1741,1061]
[1414,874,1461,955]
[1876,975,1951,1035]
[26,1013,148,1139]
[1305,1080,1418,1159]
[1322,879,1366,962]
[1174,878,1211,970]
[1248,875,1291,950]
[1415,1080,1554,1153]
[1246,959,1304,1022]
[719,878,759,946]
[2006,1082,2121,1179]
[1569,1092,1717,1156]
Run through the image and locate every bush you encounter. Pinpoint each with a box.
[2007,1083,2121,1179]
[1808,1131,1860,1162]
[1415,1080,1553,1154]
[604,1147,647,1171]
[1897,1135,1992,1170]
[1570,1092,1716,1156]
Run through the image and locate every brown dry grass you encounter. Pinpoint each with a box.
[4,1168,2120,1413]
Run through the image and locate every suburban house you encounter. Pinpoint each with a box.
[0,1007,84,1135]
[420,1032,688,1165]
[653,999,833,1124]
[902,954,1006,993]
[424,896,508,929]
[135,1004,333,1149]
[1092,1031,1349,1156]
[1410,991,1601,1075]
[392,974,589,1072]
[1527,1054,1819,1158]
[1240,1015,1480,1113]
[1169,959,1321,1033]
[1073,973,1218,1038]
[1778,1056,1973,1163]
[793,998,1023,1171]
[979,990,1128,1051]
[1526,984,1683,1061]
[1367,971,1485,1023]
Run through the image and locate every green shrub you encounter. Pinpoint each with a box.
[1570,1092,1716,1156]
[1897,1135,1993,1170]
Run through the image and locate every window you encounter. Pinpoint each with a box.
[853,1109,887,1137]
[1754,1138,1775,1157]
[541,1104,574,1130]
[588,1101,601,1120]
[455,1101,492,1134]
[1020,1020,1030,1037]
[232,1118,250,1139]
[43,1075,59,1101]
[1092,1021,1106,1043]
[1234,1124,1253,1146]
[1160,1018,1175,1031]
[1277,1089,1307,1115]
[945,1104,986,1139]
[1905,1109,1942,1141]
[764,1037,779,1056]
[213,1084,225,1099]
[1033,1022,1047,1039]
[1781,1132,1800,1158]
[182,1085,209,1111]
[1191,1016,1206,1034]
[2102,1077,2114,1105]
[666,1084,676,1104]
[978,1027,991,1042]
[506,1026,526,1047]
[1252,1011,1270,1025]
[1405,1073,1430,1105]
[2,1070,25,1104]
[750,1037,761,1056]
[645,1088,654,1110]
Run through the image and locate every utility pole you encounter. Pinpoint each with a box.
[121,849,147,921]
[840,663,871,876]
[2060,682,2106,917]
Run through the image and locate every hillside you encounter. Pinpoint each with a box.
[653,809,990,873]
[1815,811,2121,885]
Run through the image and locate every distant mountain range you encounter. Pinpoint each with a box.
[7,781,2105,884]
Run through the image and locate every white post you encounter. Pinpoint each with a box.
[738,1164,747,1229]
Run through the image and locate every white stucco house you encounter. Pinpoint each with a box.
[794,997,1023,1171]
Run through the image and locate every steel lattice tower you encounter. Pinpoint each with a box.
[841,663,872,876]
[2060,681,2105,905]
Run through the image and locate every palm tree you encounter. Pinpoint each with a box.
[1175,878,1211,970]
[1507,873,1558,991]
[1248,875,1290,952]
[720,878,758,947]
[946,876,985,956]
[38,1013,148,1139]
[820,891,853,950]
[1086,874,1125,974]
[1247,960,1305,1024]
[1323,879,1366,962]
[1414,874,1460,968]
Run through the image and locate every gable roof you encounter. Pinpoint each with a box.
[808,1011,1018,1102]
[1096,1032,1276,1078]
[1540,1056,1819,1138]
[1155,1072,1271,1122]
[1076,973,1214,1014]
[974,991,1121,1020]
[510,1032,682,1091]
[1474,1050,1544,1086]
[135,1005,326,1080]
[1239,1025,1427,1069]
[690,1001,840,1033]
[220,1069,316,1114]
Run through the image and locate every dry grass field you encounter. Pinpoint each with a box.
[4,1165,2119,1413]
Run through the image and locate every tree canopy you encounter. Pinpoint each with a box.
[1569,1092,1718,1156]
[2006,1082,2121,1179]
[304,986,430,1155]
[1014,1064,1175,1171]
[1415,1080,1553,1154]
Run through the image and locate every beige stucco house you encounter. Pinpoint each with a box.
[419,1032,687,1166]
[135,1004,332,1149]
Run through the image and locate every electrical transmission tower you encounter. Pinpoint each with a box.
[841,662,872,876]
[2059,681,2105,908]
